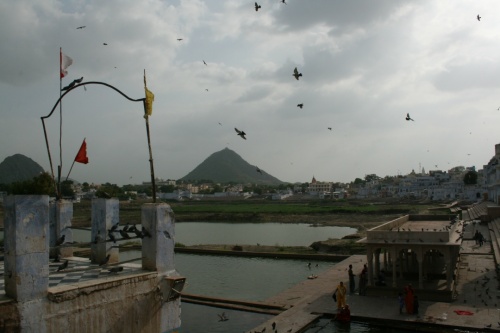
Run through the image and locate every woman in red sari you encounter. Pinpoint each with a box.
[404,284,414,314]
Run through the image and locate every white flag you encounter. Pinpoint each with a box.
[60,49,73,78]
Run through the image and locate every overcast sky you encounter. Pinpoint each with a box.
[2,0,500,186]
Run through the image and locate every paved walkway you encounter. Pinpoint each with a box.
[247,221,500,333]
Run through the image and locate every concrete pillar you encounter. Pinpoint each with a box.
[90,198,119,265]
[374,248,381,278]
[141,203,175,273]
[367,247,374,286]
[141,203,181,332]
[391,248,397,287]
[414,247,424,289]
[49,200,73,259]
[4,195,49,302]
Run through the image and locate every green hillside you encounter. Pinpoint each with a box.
[0,154,45,184]
[180,148,283,185]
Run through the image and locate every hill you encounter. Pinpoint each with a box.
[180,148,284,185]
[0,154,45,184]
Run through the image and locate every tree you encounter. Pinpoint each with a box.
[365,174,380,182]
[463,171,478,185]
[9,172,55,195]
[61,180,75,197]
[353,178,364,185]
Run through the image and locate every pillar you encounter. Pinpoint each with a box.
[367,247,374,286]
[414,247,424,289]
[90,198,119,265]
[141,203,175,273]
[391,248,397,287]
[4,195,49,302]
[50,200,73,258]
[141,203,181,332]
[374,248,381,278]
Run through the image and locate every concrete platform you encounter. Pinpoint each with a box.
[247,222,500,333]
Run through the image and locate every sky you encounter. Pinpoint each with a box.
[2,0,500,186]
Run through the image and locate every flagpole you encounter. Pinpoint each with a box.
[65,137,85,181]
[143,69,157,203]
[58,47,63,200]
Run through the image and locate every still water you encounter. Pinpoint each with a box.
[68,222,357,247]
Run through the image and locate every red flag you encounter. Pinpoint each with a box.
[75,139,89,164]
[60,48,73,79]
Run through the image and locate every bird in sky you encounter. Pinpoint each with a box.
[255,2,261,11]
[235,128,246,140]
[56,234,65,246]
[99,254,111,266]
[103,43,108,45]
[477,14,481,21]
[256,167,262,175]
[281,0,287,4]
[203,60,207,66]
[405,113,414,121]
[328,127,332,130]
[76,26,86,29]
[57,260,69,272]
[61,77,84,91]
[218,122,222,126]
[293,67,302,80]
[177,38,183,41]
[297,103,304,109]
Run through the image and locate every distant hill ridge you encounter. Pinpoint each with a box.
[180,148,283,185]
[0,154,45,184]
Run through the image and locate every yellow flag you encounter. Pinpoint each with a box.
[144,86,154,116]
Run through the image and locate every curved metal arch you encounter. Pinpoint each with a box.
[41,81,145,120]
[41,81,155,201]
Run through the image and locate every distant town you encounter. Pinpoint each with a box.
[3,142,493,206]
[1,143,499,205]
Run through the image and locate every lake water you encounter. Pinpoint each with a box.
[66,222,357,247]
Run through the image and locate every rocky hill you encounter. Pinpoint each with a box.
[180,148,283,185]
[0,154,45,184]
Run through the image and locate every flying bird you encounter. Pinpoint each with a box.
[477,14,481,21]
[405,113,414,121]
[328,127,332,130]
[57,260,69,272]
[297,103,303,109]
[99,254,111,266]
[255,2,261,11]
[103,43,108,45]
[293,67,302,80]
[218,122,222,126]
[56,234,65,246]
[256,167,262,175]
[177,38,183,41]
[235,128,246,140]
[76,26,86,29]
[203,60,207,66]
[281,0,286,4]
[61,77,84,91]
